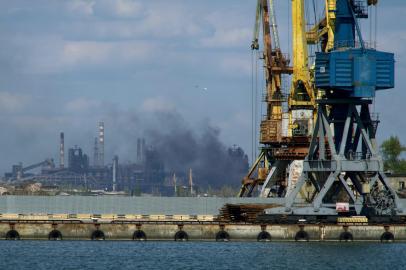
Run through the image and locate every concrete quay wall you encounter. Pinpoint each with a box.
[0,222,404,242]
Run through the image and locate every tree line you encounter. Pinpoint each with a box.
[380,136,406,174]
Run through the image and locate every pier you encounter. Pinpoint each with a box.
[0,196,403,241]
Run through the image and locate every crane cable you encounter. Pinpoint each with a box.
[374,3,378,49]
[250,49,260,163]
[373,4,378,112]
[311,0,321,53]
[254,50,259,159]
[250,0,262,165]
[251,50,255,164]
[269,0,280,49]
[288,0,291,58]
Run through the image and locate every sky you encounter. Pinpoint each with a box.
[0,0,405,174]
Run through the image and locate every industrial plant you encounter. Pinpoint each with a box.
[1,121,249,196]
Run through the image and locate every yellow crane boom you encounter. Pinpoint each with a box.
[288,0,316,138]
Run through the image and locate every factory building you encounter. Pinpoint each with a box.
[68,146,89,174]
[2,122,168,195]
[2,121,249,196]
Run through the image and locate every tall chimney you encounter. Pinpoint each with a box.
[98,122,104,167]
[173,173,177,196]
[112,156,118,192]
[60,132,65,169]
[136,138,141,163]
[189,168,193,196]
[141,138,146,162]
[93,137,99,167]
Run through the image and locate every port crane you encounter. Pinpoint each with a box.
[255,0,399,220]
[238,0,292,197]
[239,0,317,197]
[241,0,399,220]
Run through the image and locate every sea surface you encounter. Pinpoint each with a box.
[0,241,403,270]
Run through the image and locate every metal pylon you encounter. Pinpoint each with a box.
[238,150,269,197]
[238,149,291,198]
[267,99,400,216]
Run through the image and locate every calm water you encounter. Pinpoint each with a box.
[0,241,404,270]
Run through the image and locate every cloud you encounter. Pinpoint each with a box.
[201,28,251,48]
[135,3,205,38]
[141,96,176,113]
[219,55,252,76]
[378,30,406,62]
[113,0,142,18]
[0,92,31,113]
[199,10,251,48]
[62,41,112,66]
[1,1,249,77]
[67,0,95,16]
[4,115,68,130]
[65,97,102,113]
[15,36,155,74]
[60,40,154,70]
[88,0,143,19]
[60,1,205,41]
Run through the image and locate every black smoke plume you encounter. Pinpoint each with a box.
[145,112,249,188]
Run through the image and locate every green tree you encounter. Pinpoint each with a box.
[380,136,406,173]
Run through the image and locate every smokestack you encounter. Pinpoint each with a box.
[112,156,118,192]
[173,173,177,196]
[98,122,104,167]
[137,138,146,163]
[93,137,99,167]
[141,138,146,162]
[189,168,194,196]
[137,138,141,163]
[59,132,65,169]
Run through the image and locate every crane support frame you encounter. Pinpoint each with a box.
[263,0,399,218]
